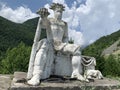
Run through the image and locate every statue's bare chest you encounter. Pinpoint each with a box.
[50,21,65,40]
[51,22,65,33]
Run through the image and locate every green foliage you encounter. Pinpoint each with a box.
[83,30,120,57]
[0,16,46,61]
[0,16,38,52]
[0,42,31,74]
[117,41,120,47]
[96,56,105,73]
[103,55,120,76]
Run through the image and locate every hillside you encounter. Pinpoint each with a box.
[0,16,36,52]
[0,16,48,62]
[0,16,48,52]
[101,39,120,56]
[83,29,120,57]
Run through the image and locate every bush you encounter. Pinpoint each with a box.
[96,56,105,74]
[103,54,120,76]
[0,42,31,74]
[117,41,120,47]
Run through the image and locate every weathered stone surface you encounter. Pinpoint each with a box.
[10,72,120,90]
[10,79,120,90]
[0,73,120,90]
[54,54,72,76]
[27,3,96,86]
[0,74,12,90]
[13,72,27,83]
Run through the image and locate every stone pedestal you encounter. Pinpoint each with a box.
[10,72,120,90]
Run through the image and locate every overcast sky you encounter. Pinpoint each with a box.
[0,0,120,46]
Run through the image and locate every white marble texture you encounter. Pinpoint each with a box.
[27,3,102,86]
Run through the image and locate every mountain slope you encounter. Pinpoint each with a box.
[101,39,120,56]
[0,16,41,53]
[83,29,120,57]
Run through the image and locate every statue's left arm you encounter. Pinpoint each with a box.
[63,22,69,43]
[27,18,42,79]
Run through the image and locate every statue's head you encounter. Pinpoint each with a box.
[50,3,65,20]
[36,8,50,18]
[50,3,65,12]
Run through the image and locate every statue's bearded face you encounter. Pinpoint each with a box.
[40,13,48,18]
[54,7,63,20]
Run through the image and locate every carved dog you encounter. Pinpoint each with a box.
[84,69,103,79]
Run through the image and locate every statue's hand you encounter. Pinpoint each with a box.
[36,8,49,19]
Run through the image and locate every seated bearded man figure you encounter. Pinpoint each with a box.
[27,3,88,86]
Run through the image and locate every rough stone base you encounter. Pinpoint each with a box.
[0,74,12,90]
[10,72,120,90]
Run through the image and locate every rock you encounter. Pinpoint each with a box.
[0,75,12,90]
[10,72,120,90]
[13,72,27,83]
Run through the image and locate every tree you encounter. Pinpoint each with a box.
[103,54,119,76]
[0,42,31,74]
[96,56,105,75]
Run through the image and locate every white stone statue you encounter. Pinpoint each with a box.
[27,8,54,85]
[84,70,103,79]
[27,3,100,86]
[82,56,103,80]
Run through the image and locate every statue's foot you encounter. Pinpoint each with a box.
[27,74,40,86]
[27,74,32,80]
[27,79,40,86]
